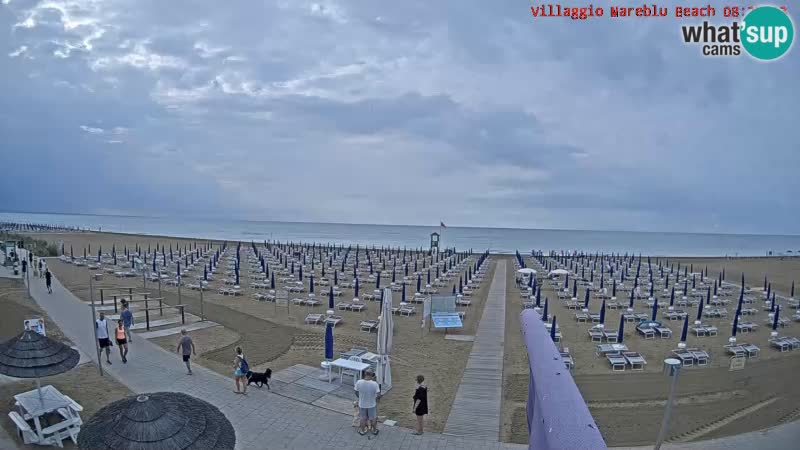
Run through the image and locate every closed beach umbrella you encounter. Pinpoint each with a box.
[791,281,795,298]
[629,289,635,308]
[696,295,704,321]
[572,281,578,298]
[584,288,591,309]
[376,272,380,289]
[599,300,606,324]
[355,277,360,297]
[680,315,689,343]
[402,283,406,303]
[203,266,207,281]
[270,273,275,289]
[334,270,338,286]
[617,315,625,343]
[299,265,303,281]
[670,287,675,306]
[234,267,239,286]
[416,275,421,292]
[376,287,394,393]
[452,285,456,295]
[77,392,235,450]
[651,297,658,321]
[550,315,557,341]
[772,305,781,331]
[732,312,739,337]
[542,298,549,321]
[328,286,334,309]
[536,288,541,307]
[325,321,334,360]
[427,270,431,285]
[612,279,616,297]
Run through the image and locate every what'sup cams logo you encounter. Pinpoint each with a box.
[681,5,794,60]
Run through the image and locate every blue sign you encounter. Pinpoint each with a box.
[432,313,462,328]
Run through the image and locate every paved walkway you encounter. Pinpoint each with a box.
[445,260,506,439]
[615,420,800,450]
[19,265,526,450]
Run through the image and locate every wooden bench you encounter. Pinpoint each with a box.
[8,411,39,445]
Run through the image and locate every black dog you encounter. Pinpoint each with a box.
[246,368,272,389]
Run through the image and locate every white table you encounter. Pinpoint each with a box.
[328,358,370,383]
[14,385,76,443]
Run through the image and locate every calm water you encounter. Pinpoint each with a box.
[2,212,800,257]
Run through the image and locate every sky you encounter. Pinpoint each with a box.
[0,1,798,235]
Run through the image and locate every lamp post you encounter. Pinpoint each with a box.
[655,358,682,449]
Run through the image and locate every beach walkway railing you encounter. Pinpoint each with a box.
[520,308,607,450]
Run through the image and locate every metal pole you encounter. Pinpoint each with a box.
[178,275,182,306]
[655,362,681,450]
[89,275,103,376]
[158,277,162,300]
[200,284,205,321]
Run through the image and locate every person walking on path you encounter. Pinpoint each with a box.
[37,258,43,278]
[412,374,429,435]
[95,312,113,365]
[354,369,381,436]
[115,319,129,363]
[120,301,134,343]
[233,346,248,394]
[44,269,53,294]
[176,329,196,375]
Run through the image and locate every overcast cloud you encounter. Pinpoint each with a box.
[0,1,797,234]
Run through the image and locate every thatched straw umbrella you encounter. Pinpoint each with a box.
[0,330,80,404]
[78,392,235,450]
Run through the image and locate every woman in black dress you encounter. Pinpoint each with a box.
[412,374,428,435]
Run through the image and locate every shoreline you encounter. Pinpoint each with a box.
[10,230,800,259]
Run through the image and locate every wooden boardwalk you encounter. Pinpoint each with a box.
[444,259,507,440]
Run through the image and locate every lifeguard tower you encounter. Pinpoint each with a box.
[430,232,440,253]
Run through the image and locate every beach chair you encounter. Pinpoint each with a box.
[350,303,366,312]
[360,320,379,333]
[325,315,343,327]
[672,349,694,367]
[742,343,760,358]
[399,306,416,316]
[606,352,626,371]
[304,313,324,325]
[636,325,655,340]
[689,349,709,366]
[604,331,618,343]
[785,337,800,349]
[587,328,603,343]
[575,312,589,323]
[656,326,672,339]
[623,351,647,370]
[769,338,790,352]
[560,347,574,370]
[336,302,352,311]
[725,344,745,357]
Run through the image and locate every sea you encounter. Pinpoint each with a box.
[1,212,800,257]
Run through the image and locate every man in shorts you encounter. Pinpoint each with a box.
[95,312,113,364]
[354,370,381,436]
[120,301,134,343]
[176,329,196,375]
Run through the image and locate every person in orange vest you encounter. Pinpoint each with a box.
[115,319,129,363]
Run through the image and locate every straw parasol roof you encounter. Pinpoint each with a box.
[0,330,80,378]
[78,392,236,450]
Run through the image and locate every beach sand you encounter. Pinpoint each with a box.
[36,231,493,433]
[24,231,800,446]
[0,278,133,449]
[501,254,800,445]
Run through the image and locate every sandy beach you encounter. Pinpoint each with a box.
[13,230,800,446]
[33,231,493,434]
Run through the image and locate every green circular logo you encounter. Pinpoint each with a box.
[741,6,794,61]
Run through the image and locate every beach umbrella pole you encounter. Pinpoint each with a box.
[655,359,682,450]
[200,283,205,321]
[89,275,104,377]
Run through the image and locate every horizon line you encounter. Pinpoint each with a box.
[1,209,799,238]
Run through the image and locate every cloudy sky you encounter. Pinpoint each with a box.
[0,1,797,235]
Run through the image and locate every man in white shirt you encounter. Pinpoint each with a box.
[354,370,381,436]
[95,312,113,365]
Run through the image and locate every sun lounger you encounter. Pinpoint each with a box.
[655,326,672,339]
[725,344,746,357]
[350,303,367,312]
[623,351,647,370]
[770,338,791,352]
[689,349,709,365]
[360,320,379,333]
[589,313,602,323]
[560,347,574,370]
[741,343,760,358]
[672,349,694,366]
[606,352,627,371]
[399,306,416,316]
[575,312,589,323]
[603,331,618,343]
[304,313,323,325]
[336,302,352,311]
[588,328,603,343]
[636,325,655,340]
[325,315,343,327]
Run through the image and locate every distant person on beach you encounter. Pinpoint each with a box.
[45,269,52,294]
[120,301,134,343]
[412,374,429,435]
[115,319,128,363]
[176,329,196,375]
[95,312,113,365]
[354,369,381,436]
[233,346,248,394]
[37,259,43,278]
